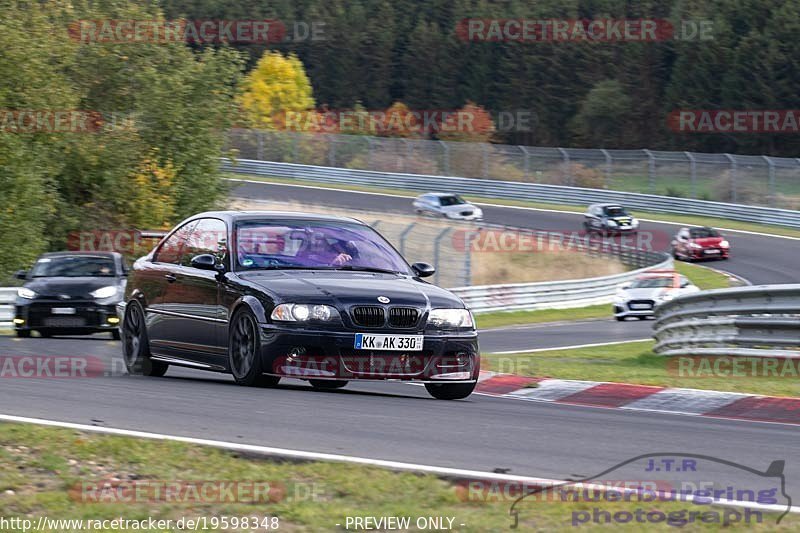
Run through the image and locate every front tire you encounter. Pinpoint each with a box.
[15,330,30,338]
[309,379,348,390]
[425,382,476,400]
[228,308,280,387]
[122,301,168,377]
[111,329,121,340]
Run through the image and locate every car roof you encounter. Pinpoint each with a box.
[589,203,624,208]
[187,210,365,225]
[421,192,460,198]
[40,251,122,259]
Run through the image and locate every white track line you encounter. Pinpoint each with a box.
[489,339,652,355]
[225,178,800,241]
[1,413,797,516]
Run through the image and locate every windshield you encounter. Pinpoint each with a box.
[439,195,466,206]
[604,206,628,217]
[690,227,720,238]
[31,256,116,277]
[235,220,410,273]
[630,277,674,289]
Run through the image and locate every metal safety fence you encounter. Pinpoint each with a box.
[223,159,800,227]
[653,285,800,358]
[225,130,800,211]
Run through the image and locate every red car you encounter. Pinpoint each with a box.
[671,226,730,261]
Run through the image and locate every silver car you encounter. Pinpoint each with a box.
[613,271,699,321]
[413,193,483,221]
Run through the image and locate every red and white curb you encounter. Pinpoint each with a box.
[474,372,800,425]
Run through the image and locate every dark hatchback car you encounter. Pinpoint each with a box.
[120,211,480,400]
[583,203,640,234]
[14,251,126,338]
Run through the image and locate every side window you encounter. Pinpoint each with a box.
[181,218,229,268]
[154,221,196,265]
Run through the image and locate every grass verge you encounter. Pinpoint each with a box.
[476,304,610,330]
[482,340,800,398]
[225,173,800,239]
[0,421,794,531]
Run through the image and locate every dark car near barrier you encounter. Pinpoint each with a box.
[583,203,639,234]
[119,211,480,400]
[13,251,126,339]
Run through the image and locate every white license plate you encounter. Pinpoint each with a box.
[704,249,720,254]
[354,333,423,351]
[629,304,652,310]
[51,307,76,315]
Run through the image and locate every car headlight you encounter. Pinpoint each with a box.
[607,220,618,227]
[720,240,730,248]
[473,207,483,217]
[17,287,37,299]
[90,286,118,299]
[427,308,474,329]
[631,219,639,227]
[689,242,702,249]
[271,303,339,322]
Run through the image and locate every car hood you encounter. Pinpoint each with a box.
[238,270,465,309]
[23,276,120,299]
[609,215,635,223]
[692,237,723,247]
[620,287,671,300]
[440,203,478,214]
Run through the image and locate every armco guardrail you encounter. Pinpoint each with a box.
[0,287,16,327]
[653,285,800,358]
[451,255,673,313]
[222,159,800,228]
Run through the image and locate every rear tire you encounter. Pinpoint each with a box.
[15,330,30,338]
[122,301,168,377]
[309,379,348,390]
[39,330,52,338]
[228,308,280,387]
[425,382,476,400]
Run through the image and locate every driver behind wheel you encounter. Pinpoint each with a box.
[301,232,352,266]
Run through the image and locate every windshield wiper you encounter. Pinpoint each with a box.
[332,266,401,275]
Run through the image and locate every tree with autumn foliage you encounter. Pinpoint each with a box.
[437,102,496,143]
[238,52,315,129]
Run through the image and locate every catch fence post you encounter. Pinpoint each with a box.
[433,228,451,286]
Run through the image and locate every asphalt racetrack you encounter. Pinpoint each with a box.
[2,180,798,510]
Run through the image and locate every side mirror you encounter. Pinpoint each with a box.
[14,270,27,280]
[411,262,435,278]
[618,282,632,290]
[190,254,225,272]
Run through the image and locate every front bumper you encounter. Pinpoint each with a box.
[447,214,483,221]
[14,300,120,332]
[258,326,480,383]
[688,248,729,259]
[613,300,658,318]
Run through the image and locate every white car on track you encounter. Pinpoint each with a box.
[413,193,483,221]
[613,270,700,321]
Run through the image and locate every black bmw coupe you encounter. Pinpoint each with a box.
[120,211,480,399]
